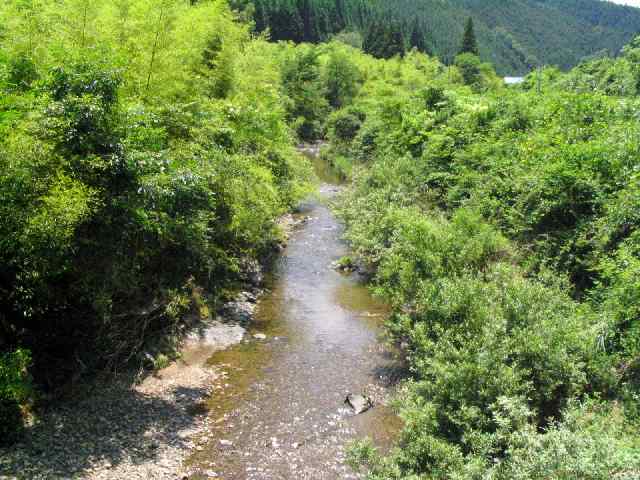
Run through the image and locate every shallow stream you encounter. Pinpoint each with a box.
[187,149,402,479]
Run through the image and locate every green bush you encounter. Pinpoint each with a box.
[281,45,329,141]
[6,54,39,92]
[327,107,365,143]
[323,45,361,109]
[455,53,482,88]
[490,401,640,480]
[0,349,31,445]
[0,1,312,435]
[332,39,640,479]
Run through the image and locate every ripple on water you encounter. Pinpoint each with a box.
[186,148,403,479]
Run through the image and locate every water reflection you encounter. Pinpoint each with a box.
[188,148,401,479]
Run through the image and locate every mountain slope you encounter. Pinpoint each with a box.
[421,0,640,72]
[249,0,640,74]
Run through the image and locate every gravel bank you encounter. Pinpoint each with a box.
[0,213,310,480]
[0,316,250,480]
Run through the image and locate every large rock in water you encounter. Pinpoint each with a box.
[345,394,373,414]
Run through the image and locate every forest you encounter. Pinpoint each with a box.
[0,0,639,478]
[242,0,640,73]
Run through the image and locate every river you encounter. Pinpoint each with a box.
[186,149,402,479]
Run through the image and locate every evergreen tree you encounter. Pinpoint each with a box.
[410,20,430,54]
[334,0,346,31]
[362,21,381,57]
[298,0,314,42]
[254,0,267,33]
[324,47,360,108]
[364,21,405,59]
[386,24,406,58]
[271,1,303,42]
[460,17,479,56]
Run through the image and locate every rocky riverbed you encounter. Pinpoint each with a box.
[182,154,404,479]
[0,149,403,480]
[0,293,262,480]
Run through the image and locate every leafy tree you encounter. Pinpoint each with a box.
[6,54,39,91]
[455,52,481,87]
[363,20,405,59]
[0,0,311,447]
[323,45,361,108]
[0,349,31,445]
[281,45,328,140]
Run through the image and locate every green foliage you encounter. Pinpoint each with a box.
[249,0,640,74]
[363,21,405,60]
[489,401,640,480]
[2,0,640,467]
[0,349,31,445]
[40,62,122,157]
[455,53,482,87]
[328,32,640,479]
[327,106,365,144]
[6,55,39,92]
[281,44,329,140]
[0,0,312,441]
[459,17,478,56]
[409,20,431,55]
[351,401,640,480]
[323,44,361,108]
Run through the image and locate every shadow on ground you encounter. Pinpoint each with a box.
[0,374,208,479]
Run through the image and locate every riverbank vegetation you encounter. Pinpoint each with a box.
[0,0,322,443]
[1,1,639,476]
[317,33,640,480]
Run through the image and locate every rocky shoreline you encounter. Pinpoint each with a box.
[0,299,251,479]
[0,214,310,480]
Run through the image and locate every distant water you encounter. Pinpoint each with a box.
[504,76,525,85]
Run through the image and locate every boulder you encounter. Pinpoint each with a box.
[344,394,373,414]
[220,300,255,325]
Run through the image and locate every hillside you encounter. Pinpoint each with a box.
[406,0,640,73]
[249,0,640,74]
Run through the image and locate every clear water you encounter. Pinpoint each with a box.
[186,150,402,479]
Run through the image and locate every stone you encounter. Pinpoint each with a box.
[344,394,373,415]
[237,291,258,303]
[253,333,267,340]
[220,301,255,325]
[184,321,245,350]
[239,259,264,287]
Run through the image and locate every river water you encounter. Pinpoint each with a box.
[186,150,402,479]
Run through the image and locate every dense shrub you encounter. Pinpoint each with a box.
[331,34,640,480]
[323,44,362,108]
[327,107,365,143]
[0,0,312,437]
[0,349,31,445]
[281,45,329,141]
